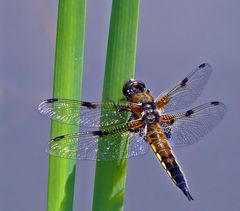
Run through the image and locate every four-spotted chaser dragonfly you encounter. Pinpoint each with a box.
[38,63,226,201]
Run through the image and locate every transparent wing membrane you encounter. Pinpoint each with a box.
[155,63,212,113]
[160,101,227,147]
[47,127,149,161]
[38,98,136,128]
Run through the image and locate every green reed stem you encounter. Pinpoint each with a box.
[92,1,140,210]
[47,1,86,210]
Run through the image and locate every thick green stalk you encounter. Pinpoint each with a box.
[92,1,140,211]
[47,1,86,211]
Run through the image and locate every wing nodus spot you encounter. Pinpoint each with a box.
[181,77,188,87]
[82,102,97,109]
[92,130,108,137]
[185,109,194,117]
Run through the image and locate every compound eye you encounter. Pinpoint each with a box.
[123,89,131,97]
[122,79,146,97]
[122,79,134,96]
[134,81,146,92]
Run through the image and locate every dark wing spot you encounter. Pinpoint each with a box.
[92,130,109,137]
[185,109,194,117]
[181,77,188,87]
[211,101,220,106]
[160,122,173,139]
[169,119,175,125]
[198,63,206,68]
[53,135,65,141]
[47,98,58,103]
[82,101,97,109]
[162,124,172,139]
[164,130,172,139]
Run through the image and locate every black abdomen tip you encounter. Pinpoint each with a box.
[178,183,194,201]
[199,63,206,68]
[184,189,194,201]
[211,101,220,106]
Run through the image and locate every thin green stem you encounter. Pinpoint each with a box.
[92,1,140,211]
[47,1,86,211]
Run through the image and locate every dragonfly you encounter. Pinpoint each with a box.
[38,63,226,201]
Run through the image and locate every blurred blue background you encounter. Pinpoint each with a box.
[1,0,239,210]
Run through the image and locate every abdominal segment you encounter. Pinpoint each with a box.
[146,123,193,201]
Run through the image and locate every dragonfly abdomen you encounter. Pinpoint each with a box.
[146,123,193,201]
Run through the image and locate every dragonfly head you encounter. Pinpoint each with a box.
[123,79,146,97]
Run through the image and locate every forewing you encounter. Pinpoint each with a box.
[160,101,227,147]
[38,98,135,128]
[155,63,212,113]
[47,123,149,161]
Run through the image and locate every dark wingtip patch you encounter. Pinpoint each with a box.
[211,101,220,106]
[199,63,206,68]
[53,135,65,141]
[185,109,194,117]
[47,98,58,103]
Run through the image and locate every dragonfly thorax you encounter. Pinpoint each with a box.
[141,102,159,123]
[142,101,156,111]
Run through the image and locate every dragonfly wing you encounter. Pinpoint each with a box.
[47,120,149,161]
[160,101,227,147]
[38,98,137,128]
[155,63,212,113]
